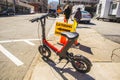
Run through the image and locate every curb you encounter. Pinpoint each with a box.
[23,53,40,80]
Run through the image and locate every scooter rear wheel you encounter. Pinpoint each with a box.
[38,45,51,58]
[71,55,92,73]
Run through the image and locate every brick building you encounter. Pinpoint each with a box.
[0,0,34,14]
[27,0,48,13]
[0,0,48,14]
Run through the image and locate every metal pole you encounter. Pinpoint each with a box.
[59,0,60,5]
[13,0,16,14]
[6,0,8,9]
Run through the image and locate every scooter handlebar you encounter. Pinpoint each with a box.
[30,17,39,23]
[30,13,55,23]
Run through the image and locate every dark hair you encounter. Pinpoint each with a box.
[77,8,81,11]
[66,1,70,4]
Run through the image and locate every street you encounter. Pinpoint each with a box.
[78,20,120,44]
[0,14,120,80]
[0,13,55,80]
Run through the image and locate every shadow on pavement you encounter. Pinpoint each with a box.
[0,15,15,18]
[103,35,120,44]
[78,22,96,25]
[62,68,95,80]
[42,57,94,80]
[79,44,93,55]
[77,26,91,29]
[104,34,120,38]
[71,44,93,55]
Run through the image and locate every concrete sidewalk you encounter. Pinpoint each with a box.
[24,16,120,80]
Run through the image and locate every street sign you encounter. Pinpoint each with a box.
[55,22,73,36]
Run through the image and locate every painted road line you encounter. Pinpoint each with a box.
[0,44,24,66]
[0,39,41,43]
[24,40,35,46]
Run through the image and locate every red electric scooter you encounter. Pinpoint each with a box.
[30,13,92,73]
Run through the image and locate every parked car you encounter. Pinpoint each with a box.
[71,10,91,23]
[0,8,15,16]
[48,9,58,18]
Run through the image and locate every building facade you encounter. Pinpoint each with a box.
[60,0,99,11]
[0,0,5,12]
[60,0,99,5]
[0,0,12,12]
[27,0,48,13]
[0,0,34,14]
[0,0,48,14]
[60,0,99,17]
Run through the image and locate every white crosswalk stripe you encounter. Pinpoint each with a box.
[0,44,24,66]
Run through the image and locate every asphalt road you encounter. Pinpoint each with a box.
[0,13,55,80]
[78,19,120,44]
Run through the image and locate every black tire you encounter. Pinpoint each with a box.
[38,45,51,58]
[87,21,90,24]
[71,55,92,73]
[7,13,10,16]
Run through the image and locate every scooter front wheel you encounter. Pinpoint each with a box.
[71,55,92,73]
[38,45,51,58]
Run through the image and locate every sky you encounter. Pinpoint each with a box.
[48,0,58,3]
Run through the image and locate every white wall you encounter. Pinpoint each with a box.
[96,0,112,18]
[116,2,120,17]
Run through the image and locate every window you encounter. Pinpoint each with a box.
[98,4,102,14]
[112,3,117,9]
